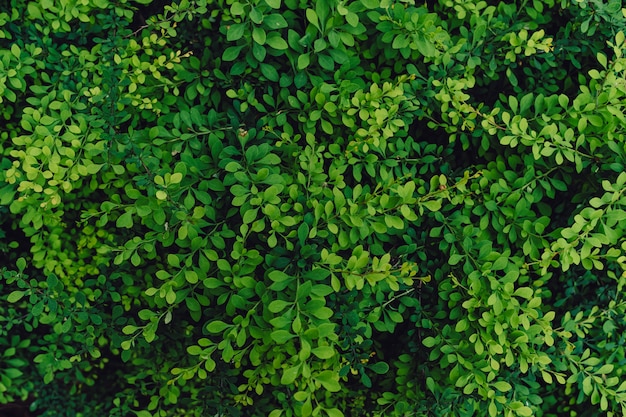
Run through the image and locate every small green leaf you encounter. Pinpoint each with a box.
[314,370,341,392]
[311,346,335,359]
[361,0,379,8]
[493,381,512,392]
[250,8,264,24]
[264,14,288,29]
[423,336,439,347]
[513,287,534,299]
[243,208,258,224]
[206,320,230,333]
[7,291,25,303]
[16,258,26,271]
[369,361,389,374]
[223,45,245,61]
[268,299,292,313]
[260,63,279,81]
[297,53,310,70]
[449,254,463,265]
[122,325,138,335]
[266,35,288,50]
[227,23,246,41]
[422,200,442,211]
[230,2,245,15]
[269,270,290,282]
[306,9,320,31]
[325,409,344,417]
[253,27,267,45]
[116,211,133,228]
[271,330,295,344]
[46,274,58,289]
[281,364,300,384]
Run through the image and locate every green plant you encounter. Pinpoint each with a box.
[1,0,626,416]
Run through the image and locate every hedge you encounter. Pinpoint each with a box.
[1,0,626,416]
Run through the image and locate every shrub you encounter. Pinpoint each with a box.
[1,0,626,416]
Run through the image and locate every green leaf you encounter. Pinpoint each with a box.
[314,370,341,392]
[253,27,267,45]
[223,45,246,61]
[361,0,379,8]
[422,200,442,212]
[281,364,300,384]
[513,287,534,299]
[369,361,389,374]
[264,14,288,29]
[268,299,292,313]
[231,2,245,15]
[306,9,320,31]
[297,53,310,70]
[7,291,25,303]
[227,23,246,41]
[423,336,439,347]
[27,2,42,19]
[245,7,261,23]
[46,274,58,289]
[318,54,334,70]
[16,258,26,271]
[206,320,230,333]
[311,346,335,359]
[266,35,288,50]
[582,376,593,395]
[243,208,258,224]
[10,43,20,58]
[415,37,436,57]
[448,254,463,265]
[493,381,512,392]
[311,306,333,319]
[122,325,138,335]
[116,211,133,228]
[260,63,279,81]
[384,215,404,229]
[271,330,295,344]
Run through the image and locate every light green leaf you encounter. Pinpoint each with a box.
[513,287,534,299]
[264,14,288,28]
[223,45,245,61]
[311,346,335,359]
[227,23,247,41]
[281,364,300,384]
[116,211,133,228]
[271,330,295,344]
[268,299,292,313]
[493,381,512,392]
[361,0,379,8]
[314,370,341,392]
[266,35,288,50]
[422,200,442,211]
[206,320,230,333]
[7,291,25,303]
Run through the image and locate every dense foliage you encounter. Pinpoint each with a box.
[1,0,626,416]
